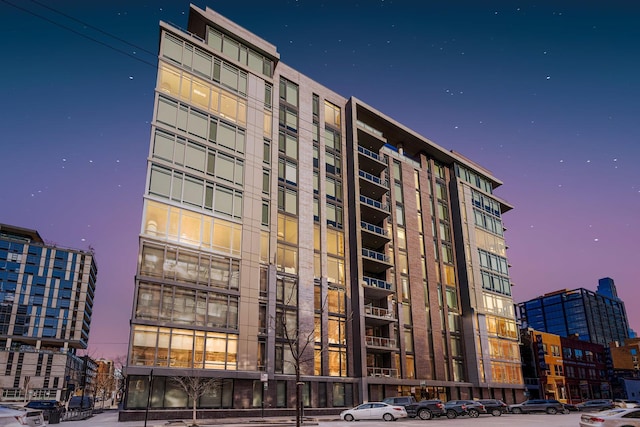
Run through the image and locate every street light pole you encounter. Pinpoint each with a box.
[144,369,153,427]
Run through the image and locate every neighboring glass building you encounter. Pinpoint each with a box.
[518,283,630,347]
[0,223,98,401]
[124,5,524,418]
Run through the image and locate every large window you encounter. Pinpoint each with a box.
[156,96,246,152]
[158,63,247,126]
[162,33,248,95]
[149,164,245,217]
[206,27,273,77]
[130,325,238,370]
[143,200,242,256]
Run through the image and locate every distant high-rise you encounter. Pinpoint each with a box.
[124,5,523,417]
[597,277,619,300]
[518,280,630,347]
[0,223,97,402]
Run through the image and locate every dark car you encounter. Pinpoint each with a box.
[404,399,446,420]
[444,400,486,418]
[382,396,417,408]
[575,399,615,412]
[509,399,566,414]
[478,399,508,416]
[68,396,94,410]
[25,400,64,421]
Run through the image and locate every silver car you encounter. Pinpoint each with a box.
[0,405,45,426]
[580,408,640,427]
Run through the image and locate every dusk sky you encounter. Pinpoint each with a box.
[1,0,638,360]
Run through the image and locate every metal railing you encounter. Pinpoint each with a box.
[365,305,395,319]
[363,276,393,291]
[362,248,390,263]
[356,120,384,138]
[367,366,399,378]
[360,221,387,236]
[357,145,386,162]
[359,170,389,187]
[359,195,389,212]
[365,336,396,348]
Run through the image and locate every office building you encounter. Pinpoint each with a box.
[0,223,98,402]
[561,336,610,402]
[124,5,523,418]
[518,282,630,347]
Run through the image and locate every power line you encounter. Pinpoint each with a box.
[2,0,157,69]
[3,0,354,145]
[28,0,158,58]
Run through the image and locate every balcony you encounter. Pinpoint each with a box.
[363,276,394,299]
[361,248,392,274]
[358,145,387,176]
[365,336,397,351]
[356,121,387,152]
[367,366,399,378]
[360,221,391,249]
[358,170,388,200]
[364,305,396,326]
[359,195,390,224]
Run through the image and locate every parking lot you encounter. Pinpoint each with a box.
[319,412,583,427]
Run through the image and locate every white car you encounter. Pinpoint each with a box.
[580,408,640,427]
[0,405,45,426]
[340,402,408,421]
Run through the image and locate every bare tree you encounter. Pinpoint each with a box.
[169,375,222,427]
[93,371,115,409]
[274,280,352,427]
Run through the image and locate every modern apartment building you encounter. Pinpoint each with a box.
[124,5,523,417]
[518,282,630,347]
[0,224,97,402]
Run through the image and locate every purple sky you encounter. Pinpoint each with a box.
[1,0,639,360]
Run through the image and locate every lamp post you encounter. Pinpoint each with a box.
[261,373,268,419]
[144,369,153,427]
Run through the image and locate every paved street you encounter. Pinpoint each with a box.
[79,410,584,427]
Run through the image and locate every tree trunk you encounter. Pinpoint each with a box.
[192,396,197,426]
[296,368,301,427]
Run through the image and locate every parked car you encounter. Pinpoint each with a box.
[444,400,486,418]
[509,399,566,414]
[382,396,416,408]
[613,399,640,408]
[67,396,94,410]
[580,407,640,426]
[404,399,446,420]
[576,400,615,412]
[340,402,408,421]
[24,400,65,420]
[478,399,508,416]
[0,405,45,426]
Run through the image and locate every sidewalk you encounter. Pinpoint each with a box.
[80,410,339,427]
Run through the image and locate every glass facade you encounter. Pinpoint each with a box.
[124,5,524,418]
[518,288,630,347]
[0,224,97,402]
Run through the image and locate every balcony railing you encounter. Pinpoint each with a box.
[367,366,399,378]
[360,221,387,236]
[359,170,389,188]
[359,195,389,212]
[356,120,384,138]
[365,336,396,348]
[362,248,390,263]
[363,276,393,291]
[357,145,385,162]
[365,305,395,319]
